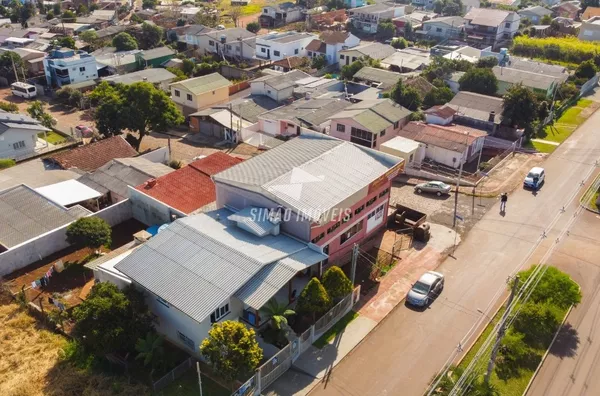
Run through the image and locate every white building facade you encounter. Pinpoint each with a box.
[255,31,317,61]
[43,48,98,87]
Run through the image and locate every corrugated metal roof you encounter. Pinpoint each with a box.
[115,208,324,322]
[170,73,232,95]
[353,67,402,90]
[227,207,278,237]
[0,185,90,249]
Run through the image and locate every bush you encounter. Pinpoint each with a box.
[322,266,353,301]
[0,101,18,113]
[0,158,16,169]
[246,21,260,33]
[575,59,597,79]
[512,36,600,64]
[391,37,408,49]
[311,54,327,70]
[515,265,581,309]
[296,278,332,320]
[66,217,112,249]
[512,302,562,348]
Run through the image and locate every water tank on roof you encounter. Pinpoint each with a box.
[220,35,227,43]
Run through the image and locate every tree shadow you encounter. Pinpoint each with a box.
[549,322,580,359]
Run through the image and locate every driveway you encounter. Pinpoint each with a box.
[307,106,600,396]
[526,208,600,396]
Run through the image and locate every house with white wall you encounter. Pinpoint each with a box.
[259,2,304,28]
[348,2,405,34]
[421,16,465,40]
[250,69,311,102]
[0,111,49,161]
[255,31,317,61]
[328,99,412,150]
[196,28,257,61]
[463,8,520,49]
[113,134,403,356]
[517,6,552,24]
[305,31,360,64]
[338,42,396,67]
[43,48,98,87]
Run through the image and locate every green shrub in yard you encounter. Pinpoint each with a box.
[322,266,353,301]
[0,158,16,169]
[0,101,18,113]
[296,277,332,321]
[66,217,112,250]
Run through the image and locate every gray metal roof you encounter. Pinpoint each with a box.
[0,185,90,249]
[213,134,402,222]
[492,66,562,90]
[0,158,80,192]
[101,68,176,85]
[139,46,175,60]
[353,67,401,90]
[504,57,568,79]
[256,70,311,91]
[330,99,412,133]
[448,91,503,123]
[259,98,352,127]
[77,158,173,199]
[227,207,279,237]
[115,208,325,322]
[381,47,432,71]
[341,42,396,60]
[0,111,48,135]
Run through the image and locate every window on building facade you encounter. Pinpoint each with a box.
[294,48,299,55]
[210,302,230,323]
[342,212,353,224]
[177,331,194,350]
[174,89,180,97]
[79,66,85,72]
[380,129,386,137]
[340,54,345,59]
[436,27,443,32]
[261,47,266,53]
[12,140,25,150]
[274,50,280,56]
[350,127,374,148]
[311,232,325,244]
[209,40,214,46]
[366,196,377,207]
[336,124,345,132]
[340,220,363,245]
[505,22,510,28]
[327,221,341,234]
[379,188,389,198]
[354,204,365,215]
[187,93,192,101]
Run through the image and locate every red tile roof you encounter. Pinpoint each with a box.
[320,31,349,45]
[50,136,138,172]
[306,39,327,53]
[424,105,457,119]
[399,122,487,152]
[135,152,242,214]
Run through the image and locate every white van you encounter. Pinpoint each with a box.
[11,82,37,99]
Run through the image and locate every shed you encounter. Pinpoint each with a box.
[380,136,421,165]
[35,179,102,208]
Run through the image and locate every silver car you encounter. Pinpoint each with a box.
[406,271,444,307]
[414,181,452,196]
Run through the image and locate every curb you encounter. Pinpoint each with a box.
[521,304,574,396]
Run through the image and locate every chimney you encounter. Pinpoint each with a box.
[488,111,495,122]
[146,178,157,188]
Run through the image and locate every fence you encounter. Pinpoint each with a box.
[579,73,599,98]
[231,286,362,396]
[152,357,194,392]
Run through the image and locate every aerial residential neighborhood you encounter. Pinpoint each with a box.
[1,0,600,395]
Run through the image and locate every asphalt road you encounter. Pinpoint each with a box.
[308,108,600,396]
[526,209,600,396]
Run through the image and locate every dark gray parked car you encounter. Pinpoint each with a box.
[414,181,452,196]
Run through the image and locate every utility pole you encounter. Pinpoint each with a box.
[196,361,203,396]
[453,132,469,228]
[11,54,19,83]
[350,243,359,285]
[229,102,233,140]
[485,276,519,384]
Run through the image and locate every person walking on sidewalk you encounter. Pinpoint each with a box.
[500,192,508,212]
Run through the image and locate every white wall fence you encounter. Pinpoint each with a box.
[232,286,362,396]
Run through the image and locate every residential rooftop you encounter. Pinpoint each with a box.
[260,98,352,127]
[212,133,403,222]
[381,47,432,70]
[353,67,402,90]
[49,136,138,172]
[340,42,396,60]
[447,91,504,124]
[253,69,311,91]
[464,8,512,27]
[170,72,232,95]
[139,46,175,60]
[135,152,242,214]
[399,121,487,153]
[260,31,316,44]
[0,158,79,192]
[102,68,176,85]
[0,111,49,135]
[492,66,563,90]
[330,99,412,134]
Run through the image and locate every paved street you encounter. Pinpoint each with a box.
[526,209,600,396]
[308,107,600,395]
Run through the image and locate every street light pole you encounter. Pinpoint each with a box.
[453,132,469,228]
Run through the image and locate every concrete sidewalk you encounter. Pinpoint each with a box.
[265,223,457,395]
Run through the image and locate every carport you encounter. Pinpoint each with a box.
[35,179,102,211]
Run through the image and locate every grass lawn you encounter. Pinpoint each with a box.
[536,99,594,145]
[592,192,600,211]
[158,369,229,396]
[524,140,557,154]
[458,304,568,396]
[38,130,67,144]
[313,310,359,349]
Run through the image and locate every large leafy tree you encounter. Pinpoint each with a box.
[0,51,24,84]
[515,265,581,309]
[322,266,353,301]
[66,217,112,249]
[246,21,260,33]
[72,283,154,355]
[138,22,163,49]
[90,81,184,149]
[296,277,332,320]
[376,19,395,41]
[575,59,597,79]
[512,302,562,348]
[390,79,422,111]
[423,86,455,108]
[62,9,76,22]
[459,68,498,95]
[112,32,138,51]
[260,298,295,330]
[55,36,76,49]
[501,83,538,133]
[200,321,263,387]
[27,101,56,129]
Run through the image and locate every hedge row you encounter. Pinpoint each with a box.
[512,36,600,64]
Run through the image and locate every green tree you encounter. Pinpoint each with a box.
[391,37,408,49]
[0,51,24,84]
[442,0,462,16]
[296,278,332,320]
[200,321,263,387]
[79,29,98,44]
[139,22,163,49]
[311,54,327,69]
[496,330,537,380]
[62,10,76,22]
[423,86,455,108]
[471,380,501,396]
[135,332,164,372]
[501,83,538,133]
[246,21,260,33]
[112,32,138,51]
[167,66,188,82]
[341,60,365,80]
[27,101,55,129]
[459,68,498,95]
[404,21,414,41]
[391,79,422,111]
[537,100,549,121]
[66,217,112,249]
[516,265,582,309]
[540,14,552,25]
[181,58,195,76]
[46,9,54,19]
[77,4,88,15]
[52,2,61,14]
[476,56,499,68]
[0,101,18,113]
[512,302,562,348]
[259,298,295,330]
[376,19,395,41]
[322,266,353,301]
[433,0,444,13]
[142,0,158,8]
[72,283,154,356]
[56,35,76,49]
[195,12,218,27]
[91,81,184,149]
[575,59,597,79]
